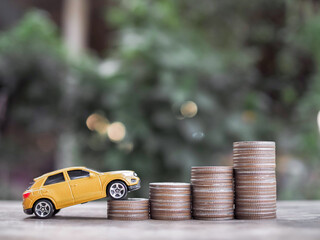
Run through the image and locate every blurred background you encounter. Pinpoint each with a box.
[0,0,320,200]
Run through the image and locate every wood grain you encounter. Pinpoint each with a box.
[0,201,320,239]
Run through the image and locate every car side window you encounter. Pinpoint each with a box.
[68,170,90,180]
[44,173,65,186]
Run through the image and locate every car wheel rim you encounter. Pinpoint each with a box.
[110,183,126,199]
[35,202,51,217]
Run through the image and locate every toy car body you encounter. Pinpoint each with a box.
[22,166,140,218]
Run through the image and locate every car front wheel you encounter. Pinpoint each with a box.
[33,199,55,219]
[107,181,128,200]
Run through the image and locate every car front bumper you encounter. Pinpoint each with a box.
[128,180,141,192]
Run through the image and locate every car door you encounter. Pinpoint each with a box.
[40,172,74,209]
[67,169,103,204]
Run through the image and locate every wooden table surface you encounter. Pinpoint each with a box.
[0,201,320,240]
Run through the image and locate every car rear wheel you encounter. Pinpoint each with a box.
[107,181,128,200]
[33,199,55,219]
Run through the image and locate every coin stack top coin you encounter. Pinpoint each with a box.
[149,182,191,220]
[233,141,276,219]
[107,198,149,220]
[191,166,234,220]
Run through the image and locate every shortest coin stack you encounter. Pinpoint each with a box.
[107,198,149,220]
[149,182,192,220]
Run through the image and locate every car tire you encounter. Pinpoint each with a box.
[33,199,55,219]
[107,181,128,200]
[53,209,60,216]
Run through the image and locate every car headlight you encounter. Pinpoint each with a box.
[133,172,137,177]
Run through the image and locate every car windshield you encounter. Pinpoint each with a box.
[26,181,34,190]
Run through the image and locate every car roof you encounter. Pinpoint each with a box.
[34,166,87,181]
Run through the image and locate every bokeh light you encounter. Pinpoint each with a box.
[192,132,205,141]
[180,101,198,118]
[242,110,256,123]
[118,142,134,152]
[98,60,120,77]
[107,122,126,142]
[86,113,109,134]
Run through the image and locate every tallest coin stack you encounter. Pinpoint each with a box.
[233,141,277,219]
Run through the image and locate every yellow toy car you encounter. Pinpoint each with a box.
[22,166,140,218]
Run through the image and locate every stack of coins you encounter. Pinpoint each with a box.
[233,141,276,219]
[107,198,149,220]
[149,182,191,220]
[191,166,234,220]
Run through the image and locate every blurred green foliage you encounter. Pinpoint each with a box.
[1,1,320,200]
[0,11,68,177]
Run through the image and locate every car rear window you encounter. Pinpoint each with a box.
[68,170,90,180]
[44,173,65,186]
[27,181,34,190]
